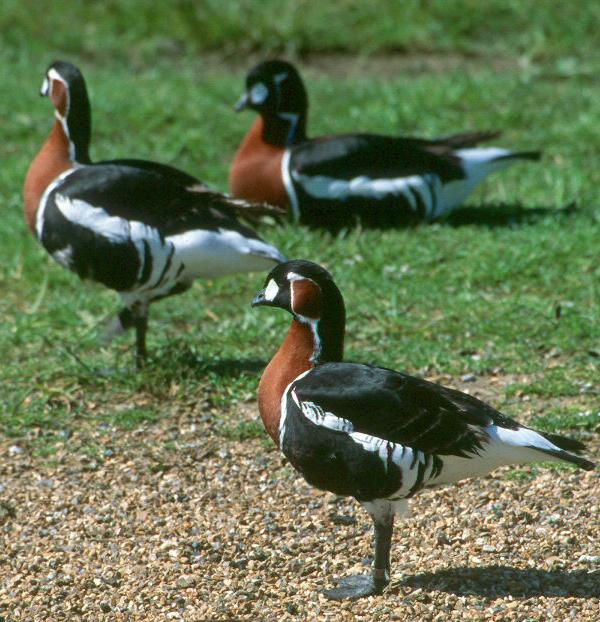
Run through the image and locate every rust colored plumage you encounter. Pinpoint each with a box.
[23,119,73,233]
[258,320,317,445]
[290,279,322,319]
[229,117,288,208]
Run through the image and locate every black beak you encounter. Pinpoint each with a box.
[234,93,249,112]
[251,289,268,307]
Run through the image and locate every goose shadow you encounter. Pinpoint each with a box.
[298,202,576,233]
[147,344,267,379]
[394,565,599,598]
[189,357,267,377]
[443,202,577,228]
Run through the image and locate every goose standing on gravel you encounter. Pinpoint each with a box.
[230,60,541,229]
[251,260,595,600]
[23,61,285,366]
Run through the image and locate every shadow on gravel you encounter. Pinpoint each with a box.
[398,565,599,598]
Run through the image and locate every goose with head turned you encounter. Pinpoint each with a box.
[230,60,540,229]
[24,60,285,367]
[252,260,595,600]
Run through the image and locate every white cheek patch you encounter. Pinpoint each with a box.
[40,77,50,96]
[264,278,279,301]
[250,82,268,105]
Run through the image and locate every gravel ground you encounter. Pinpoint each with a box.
[1,385,598,621]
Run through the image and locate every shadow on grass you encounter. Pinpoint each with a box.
[397,565,599,598]
[444,202,577,228]
[300,202,576,233]
[146,344,267,379]
[188,357,267,377]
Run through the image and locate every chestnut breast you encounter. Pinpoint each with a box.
[23,120,74,234]
[229,117,289,208]
[258,320,316,445]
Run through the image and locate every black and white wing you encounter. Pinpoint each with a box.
[280,363,593,501]
[284,133,466,226]
[38,163,284,294]
[98,159,285,223]
[289,362,509,457]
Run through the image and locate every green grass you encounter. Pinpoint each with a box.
[219,420,266,441]
[1,4,599,453]
[3,1,600,65]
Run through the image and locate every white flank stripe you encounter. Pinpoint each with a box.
[293,171,433,204]
[428,423,563,487]
[280,369,312,447]
[53,192,176,289]
[168,228,282,279]
[55,194,158,244]
[349,431,425,480]
[36,168,78,239]
[487,424,556,452]
[432,147,515,219]
[281,149,300,221]
[291,390,430,494]
[456,147,512,173]
[296,397,354,433]
[44,183,283,298]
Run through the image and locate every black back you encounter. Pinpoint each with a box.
[292,362,520,457]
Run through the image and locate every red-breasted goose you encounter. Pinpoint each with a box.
[23,61,286,366]
[251,260,595,600]
[230,60,540,229]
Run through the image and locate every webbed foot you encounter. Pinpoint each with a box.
[324,574,387,601]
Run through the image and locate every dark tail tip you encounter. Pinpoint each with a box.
[536,431,596,471]
[440,130,502,148]
[543,432,586,452]
[496,150,542,163]
[533,447,596,471]
[566,454,596,471]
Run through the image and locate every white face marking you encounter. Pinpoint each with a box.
[42,68,75,158]
[249,82,268,105]
[278,112,300,145]
[264,278,279,302]
[36,168,77,239]
[44,68,68,102]
[286,271,304,282]
[274,72,288,84]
